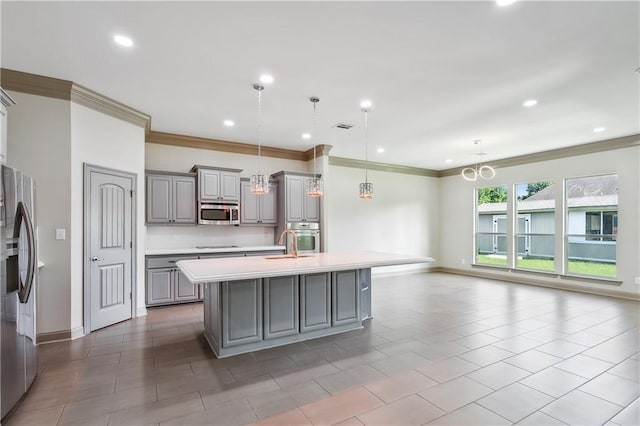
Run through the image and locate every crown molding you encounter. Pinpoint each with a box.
[439,133,640,178]
[1,68,151,133]
[70,84,151,134]
[1,68,72,100]
[146,131,309,162]
[303,144,333,160]
[329,156,440,177]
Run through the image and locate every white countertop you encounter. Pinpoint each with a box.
[177,251,434,283]
[145,245,286,256]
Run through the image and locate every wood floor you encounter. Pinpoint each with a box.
[6,272,639,425]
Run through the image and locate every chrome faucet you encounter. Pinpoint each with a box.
[277,230,298,258]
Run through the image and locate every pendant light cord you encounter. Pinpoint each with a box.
[257,89,263,174]
[364,109,369,182]
[312,101,317,177]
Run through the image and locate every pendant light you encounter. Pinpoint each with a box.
[359,100,373,199]
[306,97,323,197]
[250,83,269,195]
[461,139,496,181]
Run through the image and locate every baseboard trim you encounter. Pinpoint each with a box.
[37,330,71,344]
[136,306,148,317]
[432,266,640,301]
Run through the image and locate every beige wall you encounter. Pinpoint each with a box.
[439,145,640,297]
[6,91,73,334]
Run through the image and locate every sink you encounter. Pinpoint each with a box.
[264,254,314,260]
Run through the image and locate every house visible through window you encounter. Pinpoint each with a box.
[586,211,618,241]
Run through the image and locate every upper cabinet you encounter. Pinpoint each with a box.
[146,172,196,224]
[240,179,277,225]
[191,166,242,202]
[0,88,16,165]
[272,172,320,223]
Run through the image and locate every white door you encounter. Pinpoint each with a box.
[87,168,134,331]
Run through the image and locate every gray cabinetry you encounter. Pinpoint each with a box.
[272,172,321,224]
[240,179,277,225]
[222,280,262,347]
[147,268,174,305]
[263,276,299,339]
[175,270,198,301]
[360,268,372,321]
[146,172,196,224]
[300,273,331,332]
[193,167,241,201]
[332,270,360,326]
[146,255,198,306]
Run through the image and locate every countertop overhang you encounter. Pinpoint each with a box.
[177,251,434,283]
[145,245,286,256]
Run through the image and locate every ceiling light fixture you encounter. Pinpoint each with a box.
[259,74,274,84]
[306,97,323,198]
[250,83,270,195]
[113,35,134,47]
[496,0,518,6]
[593,127,606,133]
[223,120,235,127]
[445,159,453,164]
[523,99,538,107]
[359,101,374,200]
[377,148,385,153]
[302,133,311,140]
[461,140,496,181]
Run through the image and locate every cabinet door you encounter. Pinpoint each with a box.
[175,269,198,301]
[240,180,260,224]
[147,268,174,305]
[300,273,331,332]
[285,175,304,222]
[199,169,221,200]
[173,176,196,224]
[332,270,360,326]
[146,175,172,223]
[304,178,320,222]
[263,276,299,339]
[220,171,240,200]
[260,183,278,224]
[222,280,263,347]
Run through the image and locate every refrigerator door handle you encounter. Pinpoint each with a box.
[13,201,36,303]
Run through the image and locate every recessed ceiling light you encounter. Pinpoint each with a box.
[259,74,274,84]
[223,120,235,127]
[445,159,453,164]
[523,99,538,107]
[377,148,384,153]
[360,99,372,109]
[593,127,606,133]
[113,35,134,47]
[496,0,518,6]
[302,133,311,140]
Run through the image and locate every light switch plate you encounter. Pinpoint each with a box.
[55,228,66,240]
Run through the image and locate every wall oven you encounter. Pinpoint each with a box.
[286,222,320,253]
[198,201,240,225]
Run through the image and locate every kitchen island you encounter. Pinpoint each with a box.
[177,252,432,358]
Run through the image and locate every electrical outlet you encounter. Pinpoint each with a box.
[461,258,466,265]
[55,228,66,240]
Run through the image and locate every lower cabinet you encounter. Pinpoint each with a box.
[331,270,360,326]
[175,270,199,301]
[147,265,199,306]
[264,276,299,339]
[300,273,331,332]
[222,279,263,347]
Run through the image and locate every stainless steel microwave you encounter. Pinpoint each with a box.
[198,202,240,225]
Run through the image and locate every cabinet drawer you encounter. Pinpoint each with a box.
[147,256,196,269]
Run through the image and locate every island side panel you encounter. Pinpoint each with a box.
[222,279,263,347]
[331,270,360,326]
[203,282,222,356]
[264,276,299,339]
[360,268,372,320]
[300,272,331,332]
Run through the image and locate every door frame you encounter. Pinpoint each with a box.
[83,163,137,335]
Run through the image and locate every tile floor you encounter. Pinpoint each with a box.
[6,272,639,425]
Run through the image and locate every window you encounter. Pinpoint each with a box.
[515,181,555,272]
[566,174,618,278]
[475,185,507,267]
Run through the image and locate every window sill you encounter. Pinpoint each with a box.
[471,264,622,285]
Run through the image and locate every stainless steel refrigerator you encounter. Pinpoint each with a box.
[1,164,37,420]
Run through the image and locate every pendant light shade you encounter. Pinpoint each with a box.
[359,101,373,200]
[461,139,496,182]
[306,97,323,198]
[250,83,270,195]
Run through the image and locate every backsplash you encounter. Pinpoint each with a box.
[145,226,277,250]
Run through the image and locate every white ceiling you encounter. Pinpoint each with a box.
[2,1,638,170]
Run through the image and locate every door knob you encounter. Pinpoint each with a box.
[91,256,103,262]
